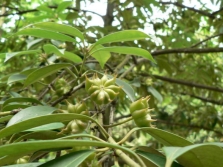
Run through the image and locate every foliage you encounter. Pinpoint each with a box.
[1,0,223,166]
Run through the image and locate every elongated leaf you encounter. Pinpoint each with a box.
[0,115,13,123]
[4,50,41,62]
[91,46,155,63]
[0,114,91,139]
[147,86,163,102]
[24,63,71,86]
[7,74,26,84]
[90,44,111,68]
[116,78,135,102]
[14,131,64,142]
[2,104,30,111]
[6,106,57,127]
[39,150,94,167]
[94,30,149,46]
[163,143,223,167]
[33,22,84,41]
[26,122,64,131]
[43,44,82,63]
[56,1,72,13]
[2,162,43,167]
[141,127,193,146]
[3,97,43,107]
[43,44,65,55]
[0,140,137,165]
[136,150,182,167]
[15,28,76,42]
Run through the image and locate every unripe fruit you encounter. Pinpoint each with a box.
[85,74,121,105]
[54,78,71,96]
[130,96,155,127]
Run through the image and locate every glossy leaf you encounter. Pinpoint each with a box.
[33,22,84,41]
[4,50,41,62]
[115,78,136,102]
[93,30,149,46]
[14,131,64,142]
[0,114,91,139]
[24,63,71,86]
[26,122,64,131]
[39,150,94,167]
[3,97,43,108]
[6,106,57,127]
[0,140,137,165]
[136,150,182,167]
[2,104,30,111]
[91,46,155,63]
[141,127,193,146]
[90,44,111,68]
[147,86,163,102]
[7,74,26,84]
[163,143,223,167]
[56,1,72,13]
[43,44,82,63]
[2,163,43,167]
[15,28,77,42]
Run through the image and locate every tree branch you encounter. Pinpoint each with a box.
[156,119,223,136]
[191,33,223,48]
[160,1,215,19]
[0,5,103,18]
[152,47,223,56]
[153,75,223,93]
[180,92,223,105]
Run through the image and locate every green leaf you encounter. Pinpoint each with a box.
[116,78,135,102]
[43,44,65,55]
[136,150,182,167]
[4,50,41,62]
[6,106,57,127]
[43,44,82,63]
[7,74,26,84]
[147,86,163,102]
[26,122,64,132]
[24,63,71,86]
[91,46,155,63]
[93,30,149,46]
[90,44,111,68]
[2,104,30,111]
[0,115,13,124]
[0,140,137,166]
[141,127,193,146]
[163,143,223,167]
[39,150,94,167]
[3,97,43,108]
[2,163,43,167]
[37,4,53,13]
[15,28,77,42]
[33,22,84,41]
[14,131,64,142]
[0,114,91,139]
[56,1,72,13]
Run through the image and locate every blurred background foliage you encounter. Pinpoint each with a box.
[1,0,223,145]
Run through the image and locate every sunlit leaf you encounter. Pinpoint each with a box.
[90,44,111,68]
[33,22,84,41]
[4,50,41,62]
[6,106,57,127]
[43,44,82,63]
[91,46,155,63]
[93,30,149,46]
[163,143,223,167]
[15,28,77,42]
[3,97,43,108]
[56,1,72,13]
[39,150,94,167]
[24,63,71,86]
